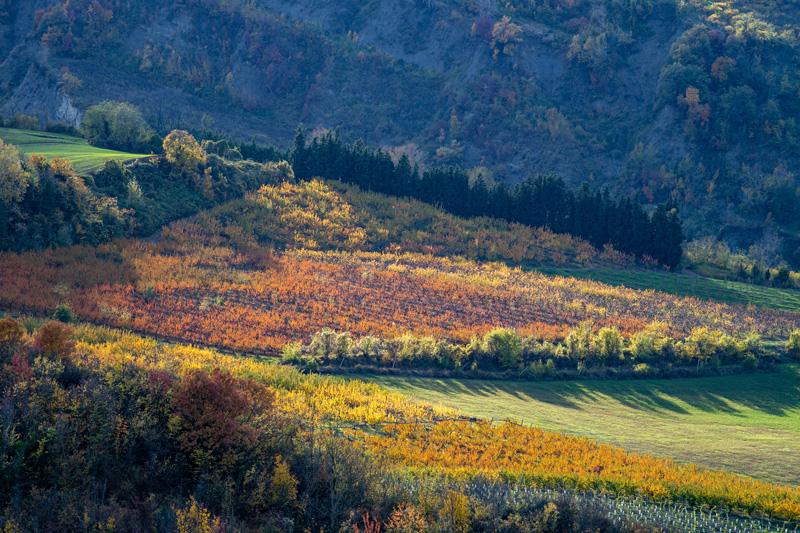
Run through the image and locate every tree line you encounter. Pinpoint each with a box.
[290,128,684,267]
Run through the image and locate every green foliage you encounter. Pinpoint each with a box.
[294,322,771,379]
[0,128,148,175]
[0,146,130,251]
[483,327,524,370]
[787,330,800,360]
[592,327,624,362]
[52,304,74,324]
[631,331,656,362]
[282,341,304,363]
[81,101,154,152]
[308,328,353,362]
[0,140,32,205]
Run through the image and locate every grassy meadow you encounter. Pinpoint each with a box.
[0,127,148,174]
[535,266,800,312]
[367,365,800,486]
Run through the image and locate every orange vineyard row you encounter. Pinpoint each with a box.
[1,242,799,355]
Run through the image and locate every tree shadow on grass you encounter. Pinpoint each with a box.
[381,365,800,418]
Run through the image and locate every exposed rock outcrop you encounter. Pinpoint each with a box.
[2,64,82,128]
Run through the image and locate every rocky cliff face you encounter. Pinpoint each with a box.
[2,64,82,127]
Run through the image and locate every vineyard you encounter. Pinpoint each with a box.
[2,242,800,359]
[0,178,797,361]
[64,323,800,522]
[163,179,619,266]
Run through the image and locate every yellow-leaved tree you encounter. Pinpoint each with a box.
[0,140,32,206]
[163,130,206,174]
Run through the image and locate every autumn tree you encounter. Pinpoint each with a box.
[170,367,275,470]
[0,141,32,206]
[33,321,76,361]
[0,318,25,361]
[164,130,207,174]
[491,16,523,58]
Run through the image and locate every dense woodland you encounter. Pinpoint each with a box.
[290,129,685,267]
[0,114,683,267]
[3,0,800,267]
[0,127,292,251]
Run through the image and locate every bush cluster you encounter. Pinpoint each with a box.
[289,323,773,378]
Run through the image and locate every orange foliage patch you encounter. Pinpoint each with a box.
[1,241,799,355]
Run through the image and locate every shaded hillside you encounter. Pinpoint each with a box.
[2,0,800,263]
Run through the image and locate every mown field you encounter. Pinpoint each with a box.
[0,128,148,174]
[368,365,800,486]
[536,267,800,312]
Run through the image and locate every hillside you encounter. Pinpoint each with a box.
[0,180,796,363]
[0,317,796,531]
[0,127,148,174]
[1,147,800,530]
[3,0,800,265]
[0,129,292,251]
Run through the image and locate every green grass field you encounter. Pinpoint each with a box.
[366,365,800,486]
[534,266,800,312]
[0,128,148,175]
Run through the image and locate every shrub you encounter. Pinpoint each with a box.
[53,304,75,323]
[525,359,557,379]
[742,333,763,361]
[353,335,385,359]
[717,334,742,362]
[308,328,352,362]
[173,497,223,533]
[592,327,624,363]
[633,363,654,377]
[483,327,523,370]
[631,331,655,362]
[282,342,304,363]
[684,327,722,367]
[564,322,594,364]
[788,330,800,360]
[742,352,758,371]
